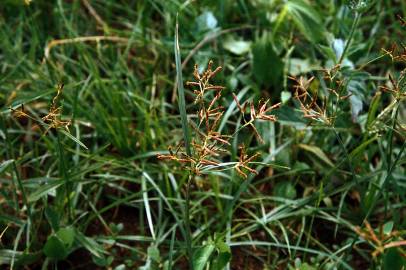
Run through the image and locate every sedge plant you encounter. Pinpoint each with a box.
[157,60,281,267]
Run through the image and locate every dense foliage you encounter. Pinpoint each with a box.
[0,0,405,269]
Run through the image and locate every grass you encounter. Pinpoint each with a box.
[0,0,406,269]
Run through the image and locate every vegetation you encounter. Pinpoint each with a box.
[0,0,405,269]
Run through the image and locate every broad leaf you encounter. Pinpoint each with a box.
[286,0,326,43]
[45,206,60,232]
[43,235,67,260]
[56,227,75,248]
[0,160,14,174]
[384,248,406,270]
[298,144,334,167]
[193,244,215,270]
[252,36,283,88]
[195,11,218,32]
[213,241,231,270]
[274,182,297,199]
[223,36,251,55]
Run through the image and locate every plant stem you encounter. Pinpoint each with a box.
[185,173,194,269]
[12,161,32,251]
[338,11,360,65]
[332,127,357,184]
[57,131,72,222]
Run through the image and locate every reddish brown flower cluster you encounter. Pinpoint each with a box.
[382,43,406,63]
[354,221,406,257]
[158,61,231,175]
[398,15,406,26]
[232,93,280,143]
[42,84,71,134]
[186,61,225,104]
[290,76,333,125]
[234,145,260,179]
[10,84,71,134]
[158,61,280,178]
[379,73,406,100]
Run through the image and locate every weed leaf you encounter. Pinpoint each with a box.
[193,243,215,270]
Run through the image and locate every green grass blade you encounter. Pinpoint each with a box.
[174,14,191,156]
[142,174,156,240]
[0,159,14,174]
[59,129,88,150]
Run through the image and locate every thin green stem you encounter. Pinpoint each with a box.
[338,12,360,65]
[185,173,194,269]
[332,127,357,184]
[363,105,403,221]
[12,161,32,251]
[57,131,72,222]
[231,117,255,137]
[386,105,399,170]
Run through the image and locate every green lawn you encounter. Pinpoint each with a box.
[1,0,406,269]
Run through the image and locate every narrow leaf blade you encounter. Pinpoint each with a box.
[175,16,191,156]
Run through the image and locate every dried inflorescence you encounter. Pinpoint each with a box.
[10,84,71,134]
[381,17,406,97]
[290,67,357,127]
[234,145,260,179]
[290,76,334,125]
[354,221,406,257]
[381,43,406,63]
[186,61,225,104]
[42,84,71,134]
[10,104,29,119]
[158,60,280,178]
[371,17,406,134]
[379,73,406,100]
[399,14,406,26]
[233,93,280,143]
[158,61,230,175]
